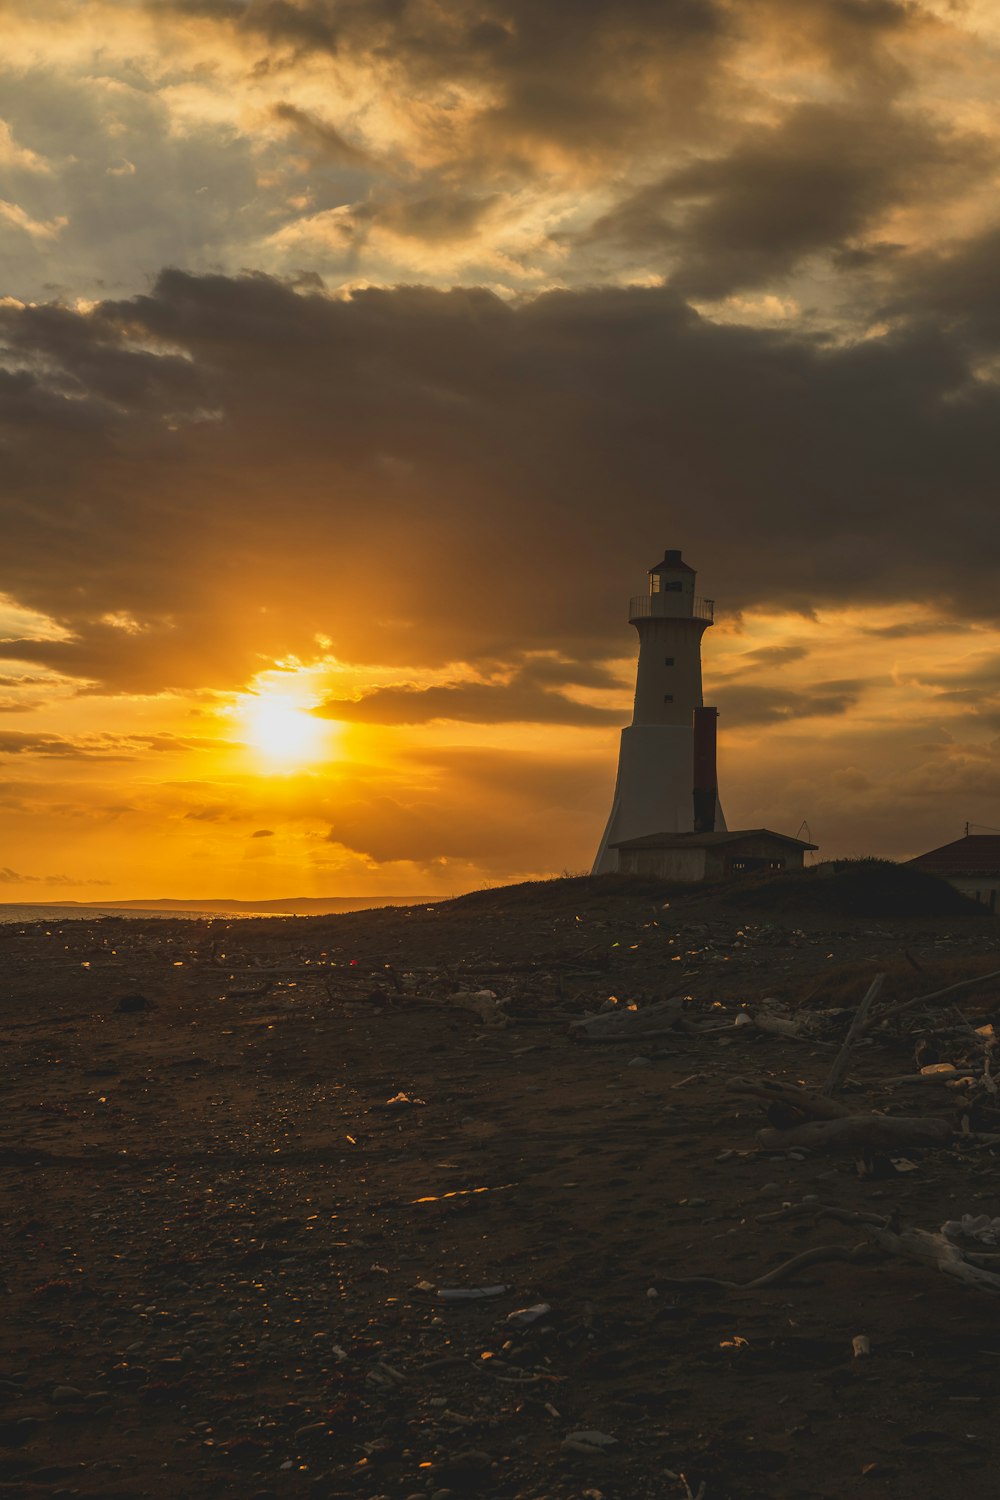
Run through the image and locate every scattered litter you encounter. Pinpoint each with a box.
[942,1215,1000,1247]
[506,1302,551,1326]
[438,1284,510,1301]
[562,1430,619,1456]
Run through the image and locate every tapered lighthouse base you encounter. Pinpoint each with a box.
[592,724,727,875]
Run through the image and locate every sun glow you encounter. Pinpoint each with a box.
[240,693,330,766]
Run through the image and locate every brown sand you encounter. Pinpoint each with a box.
[2,884,1000,1499]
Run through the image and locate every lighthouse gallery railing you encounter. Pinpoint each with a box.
[628,595,715,623]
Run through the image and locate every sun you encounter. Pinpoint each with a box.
[240,693,330,766]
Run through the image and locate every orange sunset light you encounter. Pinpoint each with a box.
[237,690,340,768]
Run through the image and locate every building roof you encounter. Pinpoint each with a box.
[649,548,695,575]
[908,835,1000,876]
[611,828,818,852]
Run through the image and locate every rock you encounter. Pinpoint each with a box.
[51,1386,84,1404]
[115,993,149,1013]
[562,1431,619,1457]
[628,1056,652,1068]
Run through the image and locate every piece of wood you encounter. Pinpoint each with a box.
[867,1225,1000,1294]
[727,1076,849,1120]
[656,1242,872,1293]
[568,997,686,1042]
[756,1114,952,1151]
[870,967,1000,1030]
[748,1012,810,1039]
[822,974,885,1095]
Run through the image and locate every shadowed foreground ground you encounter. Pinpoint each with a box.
[2,880,1000,1499]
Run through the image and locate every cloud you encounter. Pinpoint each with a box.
[0,864,110,885]
[270,101,375,169]
[324,745,609,864]
[317,656,626,727]
[3,270,1000,701]
[587,100,988,297]
[716,680,867,726]
[0,730,111,758]
[0,199,67,241]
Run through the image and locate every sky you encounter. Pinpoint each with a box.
[2,0,1000,900]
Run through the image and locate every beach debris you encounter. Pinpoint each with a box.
[728,1076,849,1124]
[446,989,509,1025]
[665,1472,707,1500]
[506,1302,551,1326]
[374,1091,427,1110]
[942,1214,1000,1247]
[852,1334,872,1358]
[562,1430,619,1456]
[437,1284,510,1301]
[569,997,686,1042]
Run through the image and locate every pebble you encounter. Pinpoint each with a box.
[51,1387,84,1404]
[758,1183,781,1197]
[628,1056,652,1068]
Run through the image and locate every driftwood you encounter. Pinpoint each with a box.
[657,1243,873,1292]
[757,1113,952,1152]
[569,997,686,1042]
[746,1010,811,1039]
[822,974,885,1094]
[727,1076,849,1120]
[866,1224,1000,1294]
[871,967,1000,1031]
[667,1202,1000,1300]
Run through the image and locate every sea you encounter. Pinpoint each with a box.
[0,897,420,925]
[0,904,241,925]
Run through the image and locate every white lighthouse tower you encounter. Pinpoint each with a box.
[592,548,726,874]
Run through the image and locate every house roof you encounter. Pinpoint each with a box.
[908,835,1000,876]
[611,828,818,852]
[649,548,695,574]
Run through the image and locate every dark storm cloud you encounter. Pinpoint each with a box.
[887,223,1000,346]
[589,102,985,297]
[4,269,1000,695]
[157,0,730,157]
[164,0,341,55]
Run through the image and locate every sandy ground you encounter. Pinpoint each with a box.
[3,883,1000,1500]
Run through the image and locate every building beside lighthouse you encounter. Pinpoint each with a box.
[592,548,816,878]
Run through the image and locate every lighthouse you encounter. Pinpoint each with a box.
[592,548,726,874]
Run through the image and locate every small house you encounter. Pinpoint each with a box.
[908,834,1000,913]
[610,828,817,883]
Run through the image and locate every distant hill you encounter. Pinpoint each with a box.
[78,896,422,916]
